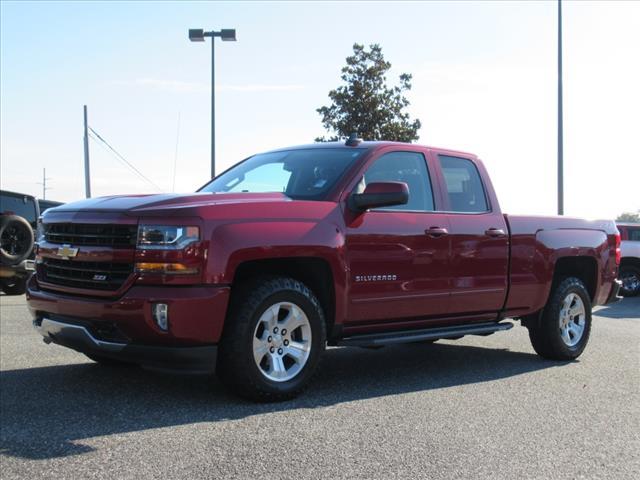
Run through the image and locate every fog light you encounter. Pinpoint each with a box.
[152,303,169,331]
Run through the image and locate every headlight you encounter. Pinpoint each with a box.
[137,225,200,250]
[36,218,45,243]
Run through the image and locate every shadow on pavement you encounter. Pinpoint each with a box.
[0,341,562,460]
[595,296,640,319]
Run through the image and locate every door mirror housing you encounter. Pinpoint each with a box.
[350,182,409,211]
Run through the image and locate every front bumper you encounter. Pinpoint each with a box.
[0,259,34,279]
[35,317,217,372]
[27,275,230,371]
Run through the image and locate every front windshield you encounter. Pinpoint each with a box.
[200,148,366,200]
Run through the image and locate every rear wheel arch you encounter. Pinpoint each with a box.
[522,256,598,328]
[551,256,598,301]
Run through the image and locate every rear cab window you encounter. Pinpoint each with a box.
[438,155,489,213]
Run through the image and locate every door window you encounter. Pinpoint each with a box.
[360,151,435,212]
[439,155,489,213]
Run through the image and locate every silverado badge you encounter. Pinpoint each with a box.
[57,244,79,260]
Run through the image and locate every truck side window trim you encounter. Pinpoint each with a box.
[357,150,436,213]
[437,155,491,214]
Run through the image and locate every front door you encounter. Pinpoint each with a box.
[344,150,451,325]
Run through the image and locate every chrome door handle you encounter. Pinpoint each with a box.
[425,227,448,237]
[485,228,506,237]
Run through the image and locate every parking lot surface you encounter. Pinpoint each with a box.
[1,294,638,479]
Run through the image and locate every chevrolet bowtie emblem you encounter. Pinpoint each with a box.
[57,244,79,260]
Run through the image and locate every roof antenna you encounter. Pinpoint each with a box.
[345,132,362,147]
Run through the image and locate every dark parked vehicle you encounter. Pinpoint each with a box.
[617,223,640,296]
[38,199,64,214]
[27,141,622,401]
[0,190,38,295]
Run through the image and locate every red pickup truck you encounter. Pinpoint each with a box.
[26,140,622,401]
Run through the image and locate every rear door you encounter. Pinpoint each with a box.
[432,153,509,320]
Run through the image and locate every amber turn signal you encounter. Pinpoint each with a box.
[135,262,199,275]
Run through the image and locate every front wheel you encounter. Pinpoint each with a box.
[527,277,592,360]
[217,277,326,402]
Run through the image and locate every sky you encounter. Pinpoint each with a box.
[1,0,639,219]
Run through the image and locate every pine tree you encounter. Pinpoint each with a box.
[316,43,421,142]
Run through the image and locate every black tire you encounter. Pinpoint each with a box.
[1,278,27,295]
[619,264,640,297]
[85,353,136,367]
[216,276,326,402]
[527,277,592,360]
[0,215,34,266]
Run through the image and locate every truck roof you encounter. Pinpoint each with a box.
[0,189,36,200]
[267,141,478,159]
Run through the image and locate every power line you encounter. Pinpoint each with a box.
[89,132,162,193]
[88,126,162,192]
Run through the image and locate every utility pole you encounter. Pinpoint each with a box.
[83,105,92,198]
[211,37,216,179]
[557,0,564,215]
[37,168,51,199]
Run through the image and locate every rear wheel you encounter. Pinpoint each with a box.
[527,277,592,360]
[619,265,640,297]
[217,276,326,402]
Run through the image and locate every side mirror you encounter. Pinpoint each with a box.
[350,182,409,211]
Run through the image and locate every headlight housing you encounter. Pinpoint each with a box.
[36,218,45,243]
[137,225,199,250]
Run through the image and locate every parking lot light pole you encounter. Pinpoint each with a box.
[189,28,237,179]
[557,0,564,215]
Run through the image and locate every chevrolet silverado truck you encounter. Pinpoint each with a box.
[26,140,622,401]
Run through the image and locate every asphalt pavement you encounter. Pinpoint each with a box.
[1,294,638,479]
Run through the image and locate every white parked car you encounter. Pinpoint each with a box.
[617,223,640,297]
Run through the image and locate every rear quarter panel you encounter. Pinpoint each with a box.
[505,215,618,317]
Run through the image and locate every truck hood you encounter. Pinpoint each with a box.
[49,192,292,214]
